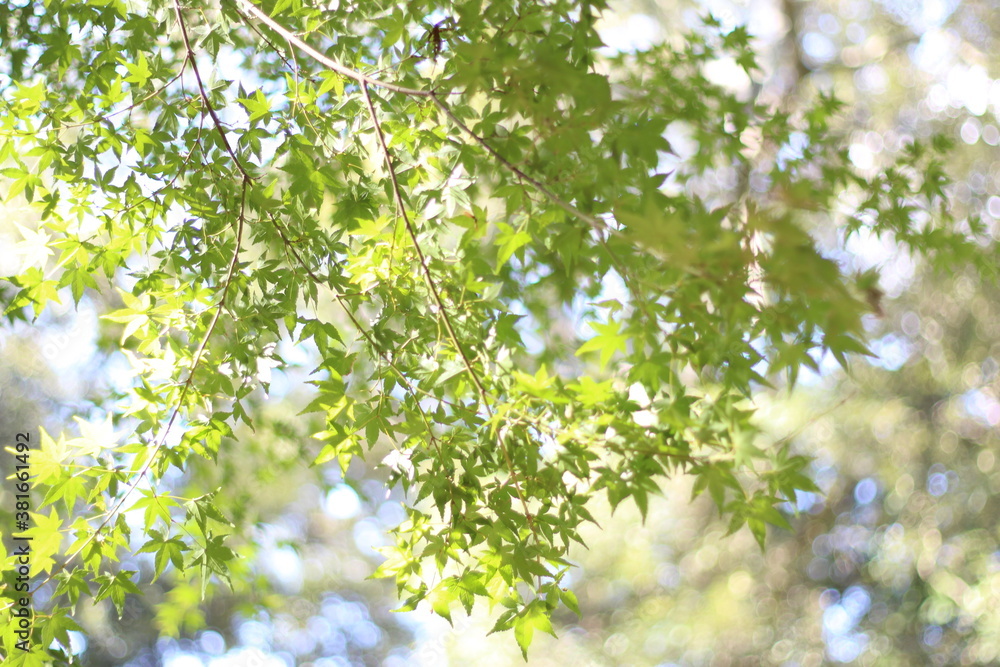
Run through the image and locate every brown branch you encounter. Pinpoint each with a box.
[360,82,537,531]
[174,1,253,181]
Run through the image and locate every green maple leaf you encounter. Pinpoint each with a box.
[576,318,629,369]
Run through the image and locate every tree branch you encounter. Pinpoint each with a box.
[175,1,253,181]
[427,92,610,235]
[361,82,537,530]
[231,0,432,97]
[230,0,616,239]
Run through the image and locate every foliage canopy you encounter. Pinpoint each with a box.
[0,0,990,662]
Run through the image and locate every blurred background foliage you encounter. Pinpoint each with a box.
[2,0,1000,664]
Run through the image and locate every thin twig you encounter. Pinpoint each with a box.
[769,390,857,449]
[428,92,609,234]
[175,1,253,181]
[61,69,187,129]
[361,83,537,530]
[37,177,249,591]
[107,114,207,224]
[228,1,300,74]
